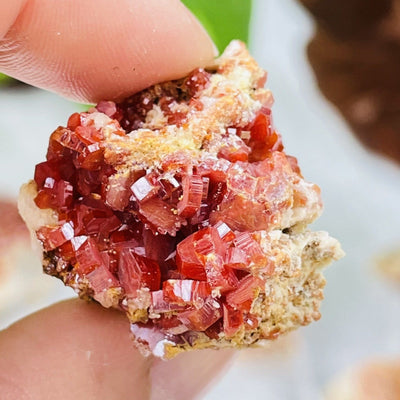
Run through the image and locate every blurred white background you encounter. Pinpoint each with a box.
[0,0,399,399]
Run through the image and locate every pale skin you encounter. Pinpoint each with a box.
[0,1,234,399]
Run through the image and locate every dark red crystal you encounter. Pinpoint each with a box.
[118,248,161,293]
[224,247,248,270]
[34,161,61,188]
[36,222,74,251]
[74,237,104,275]
[248,111,283,162]
[34,179,74,212]
[139,197,183,236]
[183,68,211,97]
[226,275,263,312]
[163,279,211,305]
[217,142,250,162]
[204,256,239,293]
[177,174,203,218]
[176,234,207,281]
[223,304,243,337]
[177,298,222,331]
[87,264,119,293]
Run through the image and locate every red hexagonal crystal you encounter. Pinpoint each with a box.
[163,279,211,306]
[139,197,184,236]
[74,237,104,275]
[34,179,74,212]
[36,222,74,251]
[176,234,207,281]
[177,174,203,218]
[223,304,243,337]
[217,141,250,162]
[131,176,158,202]
[233,232,267,267]
[224,247,248,270]
[34,161,61,188]
[226,275,264,312]
[248,111,283,162]
[105,173,134,211]
[118,248,161,294]
[183,68,211,97]
[205,256,239,293]
[177,298,222,331]
[86,264,119,294]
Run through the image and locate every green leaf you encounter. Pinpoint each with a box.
[0,73,11,84]
[181,0,252,53]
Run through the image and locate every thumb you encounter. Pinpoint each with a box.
[0,299,234,400]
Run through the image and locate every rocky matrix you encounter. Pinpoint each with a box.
[19,41,343,358]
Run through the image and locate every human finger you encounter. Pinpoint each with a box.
[0,299,152,400]
[151,348,235,400]
[0,299,234,400]
[0,0,217,103]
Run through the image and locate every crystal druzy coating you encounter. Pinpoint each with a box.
[22,41,343,357]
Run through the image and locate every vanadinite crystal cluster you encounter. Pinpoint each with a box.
[19,41,343,358]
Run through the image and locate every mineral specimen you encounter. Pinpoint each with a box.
[19,41,343,358]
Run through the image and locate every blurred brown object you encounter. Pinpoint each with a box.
[325,359,400,400]
[299,0,400,163]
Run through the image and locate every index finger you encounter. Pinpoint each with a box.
[0,0,217,103]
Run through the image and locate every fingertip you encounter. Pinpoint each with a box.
[0,0,217,103]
